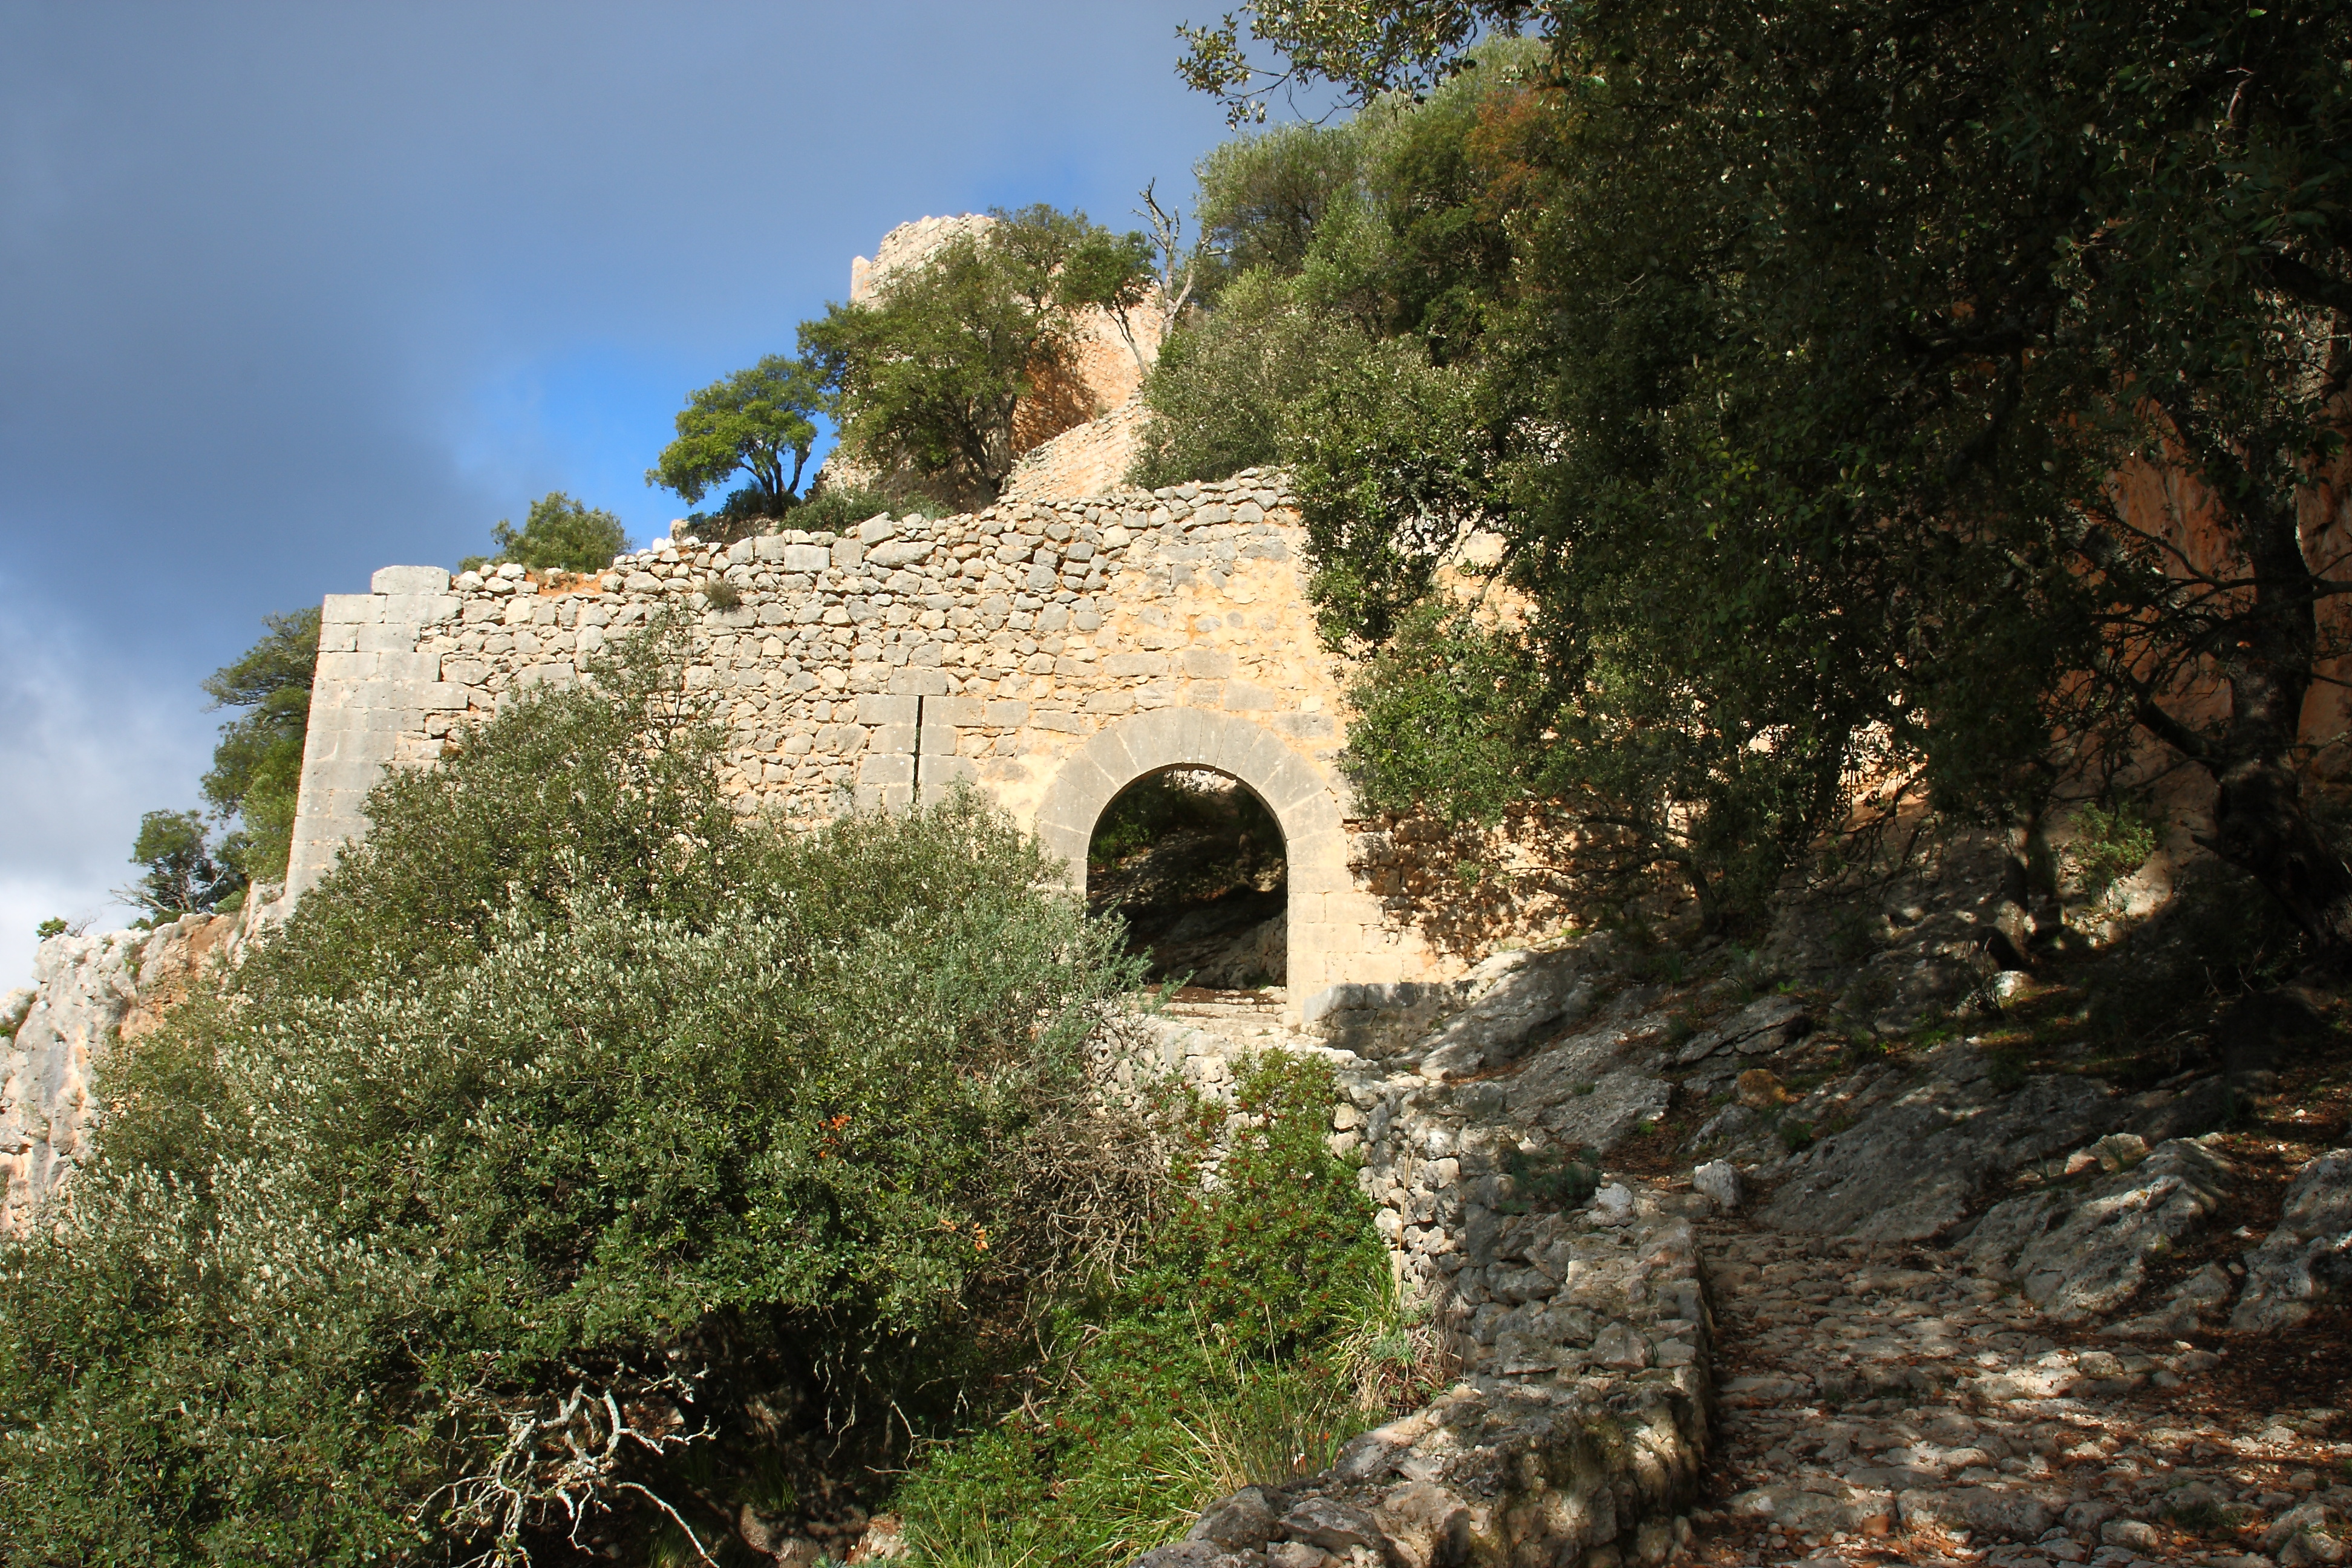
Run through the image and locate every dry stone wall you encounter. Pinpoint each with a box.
[1132,949,1716,1568]
[287,471,1455,1008]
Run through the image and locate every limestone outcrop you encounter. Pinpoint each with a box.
[2232,1145,2352,1332]
[0,889,281,1232]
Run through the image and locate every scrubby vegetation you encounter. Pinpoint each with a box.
[893,1055,1432,1568]
[1148,4,2352,960]
[461,491,632,575]
[5,622,1396,1566]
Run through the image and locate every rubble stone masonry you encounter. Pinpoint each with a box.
[286,471,1458,1012]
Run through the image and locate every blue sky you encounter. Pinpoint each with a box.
[0,0,1260,979]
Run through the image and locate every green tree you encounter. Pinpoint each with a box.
[801,206,1146,508]
[1184,2,2352,953]
[646,353,827,524]
[198,606,319,883]
[122,809,238,917]
[460,490,629,575]
[1193,120,1365,286]
[1062,224,1160,373]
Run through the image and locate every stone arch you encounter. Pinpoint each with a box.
[1033,708,1354,1003]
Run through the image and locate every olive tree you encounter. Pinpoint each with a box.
[800,206,1152,507]
[647,353,828,524]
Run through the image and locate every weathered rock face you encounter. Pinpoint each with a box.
[1962,1137,2235,1322]
[0,890,281,1232]
[2232,1145,2352,1332]
[1755,1048,2124,1241]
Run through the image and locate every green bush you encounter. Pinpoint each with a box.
[786,483,938,538]
[892,1055,1425,1568]
[460,490,630,574]
[2066,800,2159,900]
[0,621,1163,1565]
[1128,270,1369,489]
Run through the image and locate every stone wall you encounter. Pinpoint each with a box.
[1004,392,1151,505]
[286,471,1465,1010]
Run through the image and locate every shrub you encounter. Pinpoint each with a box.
[1128,270,1368,489]
[892,1055,1427,1568]
[0,621,1162,1565]
[789,483,938,538]
[2065,799,2160,900]
[460,490,630,574]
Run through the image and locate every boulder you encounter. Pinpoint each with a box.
[1418,951,1597,1080]
[1758,1053,2120,1241]
[1896,1487,2056,1541]
[1189,1487,1289,1552]
[1673,994,1811,1065]
[2266,1503,2347,1564]
[1692,1160,1742,1212]
[2233,1147,2352,1333]
[1728,1483,1893,1535]
[1276,1498,1385,1554]
[1375,1483,1471,1568]
[2105,1261,2236,1338]
[1966,1138,2234,1322]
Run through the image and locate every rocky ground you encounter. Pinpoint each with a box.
[1143,843,2352,1568]
[1688,1207,2350,1568]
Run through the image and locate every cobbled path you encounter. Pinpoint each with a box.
[1685,1218,2350,1568]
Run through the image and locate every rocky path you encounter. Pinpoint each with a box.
[1687,1216,2350,1568]
[1137,948,2352,1568]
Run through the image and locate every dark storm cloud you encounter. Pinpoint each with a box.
[0,0,1235,974]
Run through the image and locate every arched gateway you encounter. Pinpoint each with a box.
[285,470,1446,1017]
[1036,708,1351,996]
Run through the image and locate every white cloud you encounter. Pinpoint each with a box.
[0,603,213,985]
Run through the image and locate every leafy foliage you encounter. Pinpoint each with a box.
[460,490,630,575]
[1192,123,1366,286]
[120,808,240,918]
[1,621,1169,1564]
[1174,2,2352,949]
[198,606,320,883]
[647,354,828,530]
[893,1055,1424,1568]
[2067,802,2161,901]
[801,206,1151,508]
[1129,270,1370,489]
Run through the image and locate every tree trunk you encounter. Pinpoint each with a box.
[2206,751,2352,962]
[2138,402,2352,967]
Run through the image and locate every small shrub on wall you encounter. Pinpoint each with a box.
[0,621,1166,1566]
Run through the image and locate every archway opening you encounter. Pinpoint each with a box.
[1086,768,1287,991]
